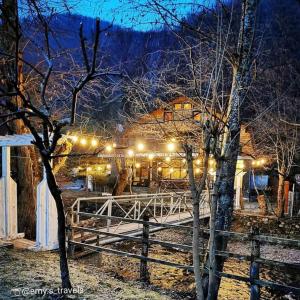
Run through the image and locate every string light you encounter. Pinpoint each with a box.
[165,156,171,162]
[86,167,92,171]
[137,143,145,151]
[71,135,78,142]
[195,168,200,174]
[158,167,162,172]
[169,167,174,173]
[112,142,117,148]
[252,158,266,167]
[105,145,113,152]
[80,138,87,145]
[97,166,102,171]
[167,143,175,152]
[135,163,141,168]
[196,159,201,165]
[106,164,111,169]
[182,158,186,163]
[91,139,98,147]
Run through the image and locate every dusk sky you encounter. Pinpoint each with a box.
[39,0,211,31]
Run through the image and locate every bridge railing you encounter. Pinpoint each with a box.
[69,191,210,233]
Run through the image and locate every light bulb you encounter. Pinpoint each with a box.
[80,138,87,145]
[91,139,98,147]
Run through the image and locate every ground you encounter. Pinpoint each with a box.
[0,215,299,299]
[0,248,172,300]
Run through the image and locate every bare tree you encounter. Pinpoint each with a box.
[0,0,119,288]
[253,98,299,217]
[122,1,260,298]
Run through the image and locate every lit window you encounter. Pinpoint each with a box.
[164,111,173,122]
[183,103,192,110]
[174,103,182,110]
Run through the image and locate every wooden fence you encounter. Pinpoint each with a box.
[67,213,300,299]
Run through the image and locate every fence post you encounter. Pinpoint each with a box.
[107,200,112,232]
[250,226,260,300]
[67,225,75,258]
[76,200,80,224]
[140,214,150,283]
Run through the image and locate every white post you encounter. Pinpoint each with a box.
[35,167,58,250]
[235,172,246,210]
[0,146,18,239]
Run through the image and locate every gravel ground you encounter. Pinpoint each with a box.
[1,216,299,300]
[0,248,172,300]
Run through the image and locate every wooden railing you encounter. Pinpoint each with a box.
[67,213,300,299]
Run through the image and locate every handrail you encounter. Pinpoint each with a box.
[70,191,193,210]
[69,191,209,227]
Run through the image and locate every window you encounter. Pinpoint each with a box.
[183,103,192,110]
[193,111,201,122]
[164,111,173,122]
[174,103,182,110]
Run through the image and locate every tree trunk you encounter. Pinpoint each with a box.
[276,172,285,217]
[204,1,260,298]
[207,164,221,299]
[112,168,129,196]
[42,156,72,289]
[1,0,39,239]
[185,144,210,300]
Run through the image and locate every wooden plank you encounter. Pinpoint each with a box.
[72,226,193,251]
[12,238,35,249]
[0,240,13,249]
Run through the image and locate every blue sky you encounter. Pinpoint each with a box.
[45,0,211,31]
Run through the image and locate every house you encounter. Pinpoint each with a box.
[95,96,257,207]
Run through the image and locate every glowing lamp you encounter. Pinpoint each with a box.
[167,143,175,152]
[71,135,78,142]
[135,163,141,168]
[87,167,92,171]
[157,167,162,172]
[137,143,145,151]
[91,139,98,147]
[106,164,111,169]
[80,138,87,145]
[106,145,113,152]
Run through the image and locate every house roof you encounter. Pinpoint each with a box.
[123,96,256,157]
